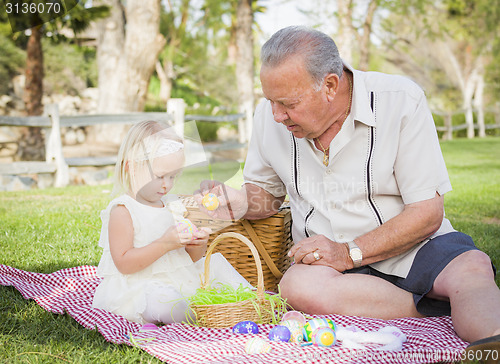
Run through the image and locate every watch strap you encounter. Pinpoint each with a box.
[347,241,363,268]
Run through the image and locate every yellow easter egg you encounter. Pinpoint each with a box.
[202,193,219,211]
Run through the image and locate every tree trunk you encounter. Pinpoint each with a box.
[121,0,166,111]
[19,25,45,161]
[95,0,125,114]
[336,0,354,63]
[156,0,190,106]
[235,0,254,143]
[358,0,378,71]
[156,60,174,104]
[24,26,44,116]
[95,0,165,113]
[93,0,165,144]
[441,41,477,138]
[463,65,480,139]
[473,60,486,138]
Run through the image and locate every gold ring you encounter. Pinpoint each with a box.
[313,251,320,261]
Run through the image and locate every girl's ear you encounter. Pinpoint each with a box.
[124,160,130,172]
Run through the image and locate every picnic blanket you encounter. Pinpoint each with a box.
[0,264,468,363]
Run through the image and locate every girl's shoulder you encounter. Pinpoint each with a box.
[106,194,139,210]
[98,195,137,249]
[101,195,138,221]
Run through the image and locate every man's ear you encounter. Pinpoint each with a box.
[324,73,340,101]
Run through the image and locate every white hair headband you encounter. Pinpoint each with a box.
[135,139,184,162]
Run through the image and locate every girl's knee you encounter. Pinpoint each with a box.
[143,285,188,324]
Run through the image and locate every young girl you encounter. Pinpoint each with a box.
[92,120,250,324]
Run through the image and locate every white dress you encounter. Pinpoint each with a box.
[92,194,250,324]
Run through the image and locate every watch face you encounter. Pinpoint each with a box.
[351,249,362,261]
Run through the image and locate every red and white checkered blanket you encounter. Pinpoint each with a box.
[0,264,468,363]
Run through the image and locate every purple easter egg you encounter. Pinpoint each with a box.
[233,320,259,335]
[268,325,291,342]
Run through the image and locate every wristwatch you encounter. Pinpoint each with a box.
[346,241,363,268]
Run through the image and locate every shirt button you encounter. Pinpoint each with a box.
[326,168,333,175]
[338,233,345,240]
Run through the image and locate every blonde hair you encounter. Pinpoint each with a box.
[113,120,183,195]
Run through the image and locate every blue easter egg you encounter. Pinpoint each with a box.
[233,320,259,335]
[268,325,291,342]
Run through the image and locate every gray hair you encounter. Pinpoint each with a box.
[260,26,344,90]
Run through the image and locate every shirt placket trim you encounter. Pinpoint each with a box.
[367,92,384,226]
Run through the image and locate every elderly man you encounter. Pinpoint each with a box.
[197,26,500,354]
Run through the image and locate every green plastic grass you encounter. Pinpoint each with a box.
[185,283,289,325]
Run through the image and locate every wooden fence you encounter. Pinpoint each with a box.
[0,99,245,187]
[433,107,500,140]
[1,100,500,188]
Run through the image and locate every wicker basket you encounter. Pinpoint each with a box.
[181,196,293,293]
[190,232,274,328]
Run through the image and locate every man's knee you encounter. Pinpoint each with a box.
[435,250,495,293]
[278,264,341,312]
[278,264,306,300]
[451,250,494,278]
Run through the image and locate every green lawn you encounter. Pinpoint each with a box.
[439,137,500,275]
[0,137,499,363]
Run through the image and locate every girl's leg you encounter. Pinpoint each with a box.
[143,285,189,324]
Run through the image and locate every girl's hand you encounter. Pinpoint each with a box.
[109,206,187,275]
[184,227,212,262]
[175,222,197,245]
[185,227,212,246]
[156,225,187,250]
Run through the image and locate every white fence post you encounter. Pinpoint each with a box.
[443,112,453,141]
[45,104,69,187]
[167,98,186,136]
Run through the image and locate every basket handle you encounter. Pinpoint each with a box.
[202,232,266,299]
[241,220,284,279]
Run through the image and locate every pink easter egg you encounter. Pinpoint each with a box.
[177,218,198,235]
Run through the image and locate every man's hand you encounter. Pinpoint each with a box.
[288,234,352,272]
[194,180,248,221]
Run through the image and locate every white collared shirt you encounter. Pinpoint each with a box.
[243,62,455,278]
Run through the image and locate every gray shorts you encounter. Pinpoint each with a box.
[346,232,496,316]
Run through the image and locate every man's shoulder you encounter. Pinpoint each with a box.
[357,70,424,100]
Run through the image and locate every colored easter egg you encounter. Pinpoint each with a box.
[302,318,336,342]
[280,319,303,343]
[268,325,291,342]
[176,218,198,235]
[202,193,219,211]
[245,337,272,354]
[281,311,306,326]
[312,327,336,347]
[233,320,259,335]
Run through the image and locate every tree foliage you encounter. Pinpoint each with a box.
[380,0,499,106]
[0,33,25,95]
